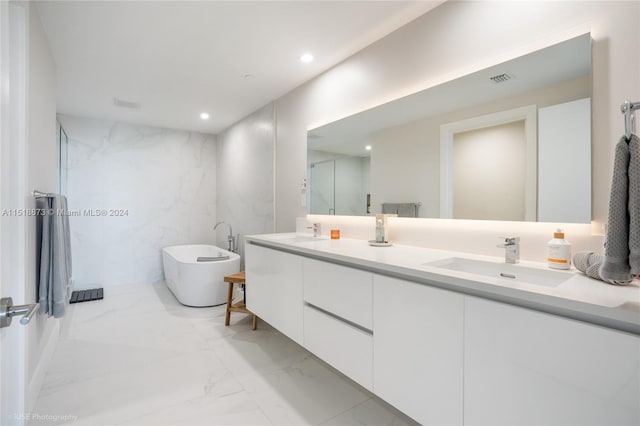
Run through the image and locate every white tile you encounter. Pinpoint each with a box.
[118,392,271,426]
[211,325,308,377]
[31,282,412,426]
[215,103,275,255]
[320,398,420,426]
[34,350,237,425]
[58,114,217,288]
[235,355,371,425]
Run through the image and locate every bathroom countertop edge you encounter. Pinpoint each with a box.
[246,233,640,336]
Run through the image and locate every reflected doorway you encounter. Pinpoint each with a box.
[453,120,526,221]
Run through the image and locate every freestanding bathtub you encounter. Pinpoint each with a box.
[162,245,241,307]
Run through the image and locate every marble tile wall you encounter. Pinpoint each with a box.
[216,103,275,263]
[58,114,217,287]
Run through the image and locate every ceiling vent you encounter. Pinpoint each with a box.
[113,97,140,109]
[489,73,512,83]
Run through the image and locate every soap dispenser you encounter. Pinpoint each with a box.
[547,229,571,270]
[375,217,385,243]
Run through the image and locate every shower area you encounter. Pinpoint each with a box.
[53,115,219,288]
[308,156,370,216]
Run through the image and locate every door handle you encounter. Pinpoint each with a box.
[0,297,39,328]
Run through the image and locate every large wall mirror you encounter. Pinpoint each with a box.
[307,33,591,223]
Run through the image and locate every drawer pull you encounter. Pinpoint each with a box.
[304,302,373,335]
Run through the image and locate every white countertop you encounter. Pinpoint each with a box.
[246,233,640,335]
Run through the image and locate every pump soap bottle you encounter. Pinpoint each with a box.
[547,229,571,270]
[375,218,385,243]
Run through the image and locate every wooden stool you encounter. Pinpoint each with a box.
[223,271,257,330]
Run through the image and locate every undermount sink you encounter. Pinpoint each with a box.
[289,236,324,243]
[425,257,571,288]
[273,234,325,243]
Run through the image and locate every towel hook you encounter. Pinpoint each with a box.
[31,190,54,198]
[621,100,640,140]
[0,298,40,328]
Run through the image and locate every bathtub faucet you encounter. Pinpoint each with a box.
[214,221,236,252]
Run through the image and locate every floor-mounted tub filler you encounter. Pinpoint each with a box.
[162,245,240,306]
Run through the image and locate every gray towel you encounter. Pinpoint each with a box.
[197,256,230,262]
[381,202,420,218]
[600,135,639,284]
[574,252,611,282]
[38,195,72,318]
[575,251,633,285]
[630,135,640,273]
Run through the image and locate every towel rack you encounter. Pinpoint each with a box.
[31,190,55,198]
[381,202,422,218]
[621,100,640,140]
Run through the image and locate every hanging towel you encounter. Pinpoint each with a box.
[38,195,72,317]
[600,134,639,285]
[382,203,420,218]
[630,134,640,274]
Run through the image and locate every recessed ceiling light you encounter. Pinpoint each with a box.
[300,53,314,63]
[365,145,372,151]
[200,112,210,120]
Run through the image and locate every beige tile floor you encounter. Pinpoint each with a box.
[30,282,418,426]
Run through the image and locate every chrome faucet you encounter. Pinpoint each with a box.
[497,236,520,264]
[214,221,236,252]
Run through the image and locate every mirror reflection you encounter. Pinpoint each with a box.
[307,33,591,223]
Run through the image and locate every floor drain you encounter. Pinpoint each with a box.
[70,288,104,303]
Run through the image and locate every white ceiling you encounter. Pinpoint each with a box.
[35,1,443,135]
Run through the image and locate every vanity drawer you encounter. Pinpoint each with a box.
[303,304,373,391]
[303,258,372,329]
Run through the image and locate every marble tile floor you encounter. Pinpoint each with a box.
[30,282,418,426]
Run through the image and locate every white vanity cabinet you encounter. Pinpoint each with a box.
[302,258,373,329]
[373,275,464,425]
[303,305,373,390]
[245,243,304,345]
[302,258,374,390]
[245,237,640,426]
[464,297,640,426]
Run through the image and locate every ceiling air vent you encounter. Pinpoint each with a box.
[113,97,140,109]
[489,73,512,84]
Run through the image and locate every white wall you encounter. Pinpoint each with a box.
[59,114,217,287]
[23,1,59,412]
[538,98,591,223]
[264,1,639,260]
[215,103,274,263]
